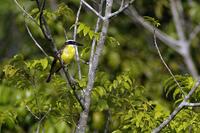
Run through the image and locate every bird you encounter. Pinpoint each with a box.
[46,40,83,82]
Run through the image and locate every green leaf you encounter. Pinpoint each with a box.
[97,99,109,111]
[107,37,120,47]
[144,16,160,27]
[95,86,106,97]
[83,26,90,36]
[89,31,94,39]
[3,65,18,78]
[77,23,85,34]
[112,130,122,133]
[173,88,181,100]
[123,82,130,90]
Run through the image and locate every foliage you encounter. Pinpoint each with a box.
[164,75,195,104]
[1,54,81,132]
[4,55,200,132]
[144,16,160,27]
[1,0,200,132]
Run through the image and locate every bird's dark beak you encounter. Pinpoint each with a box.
[65,40,83,46]
[75,42,83,46]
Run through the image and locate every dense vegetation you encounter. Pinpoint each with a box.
[1,0,200,132]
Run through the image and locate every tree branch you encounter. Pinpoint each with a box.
[35,0,84,109]
[89,0,104,65]
[125,5,199,79]
[125,7,180,52]
[107,0,135,19]
[153,79,200,133]
[185,102,200,107]
[75,0,113,132]
[14,0,38,25]
[36,0,57,53]
[36,107,51,133]
[169,0,198,78]
[81,0,105,20]
[153,29,185,95]
[189,24,200,43]
[25,105,40,120]
[73,1,83,80]
[25,22,48,57]
[170,0,185,41]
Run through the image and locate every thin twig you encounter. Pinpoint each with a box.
[36,107,51,133]
[107,0,135,19]
[89,0,104,64]
[63,28,68,40]
[104,110,110,133]
[73,1,83,80]
[125,7,180,51]
[25,22,48,57]
[81,0,105,20]
[120,0,125,9]
[185,102,200,107]
[153,29,185,95]
[25,105,40,120]
[189,24,200,43]
[170,0,185,41]
[80,59,89,65]
[14,0,38,25]
[40,107,51,122]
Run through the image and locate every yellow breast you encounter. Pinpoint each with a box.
[61,45,75,64]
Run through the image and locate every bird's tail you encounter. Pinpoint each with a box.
[46,73,52,83]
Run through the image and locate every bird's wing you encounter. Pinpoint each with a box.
[55,47,64,58]
[49,58,57,74]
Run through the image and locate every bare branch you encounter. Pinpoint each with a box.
[120,0,125,9]
[81,0,105,20]
[63,29,68,40]
[25,105,40,120]
[90,0,104,64]
[107,0,135,19]
[73,1,83,80]
[176,0,185,29]
[153,29,185,95]
[125,7,180,52]
[182,52,199,79]
[189,24,200,43]
[39,107,51,122]
[104,110,111,133]
[80,59,89,65]
[153,79,200,133]
[169,0,198,79]
[125,5,199,78]
[76,0,113,132]
[25,22,48,57]
[185,102,200,107]
[170,0,185,41]
[36,0,57,53]
[36,107,51,133]
[14,0,38,25]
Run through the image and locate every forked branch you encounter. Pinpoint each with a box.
[153,79,200,133]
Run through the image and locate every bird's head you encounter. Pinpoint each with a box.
[65,40,83,46]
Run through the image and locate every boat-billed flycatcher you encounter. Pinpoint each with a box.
[46,40,83,82]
